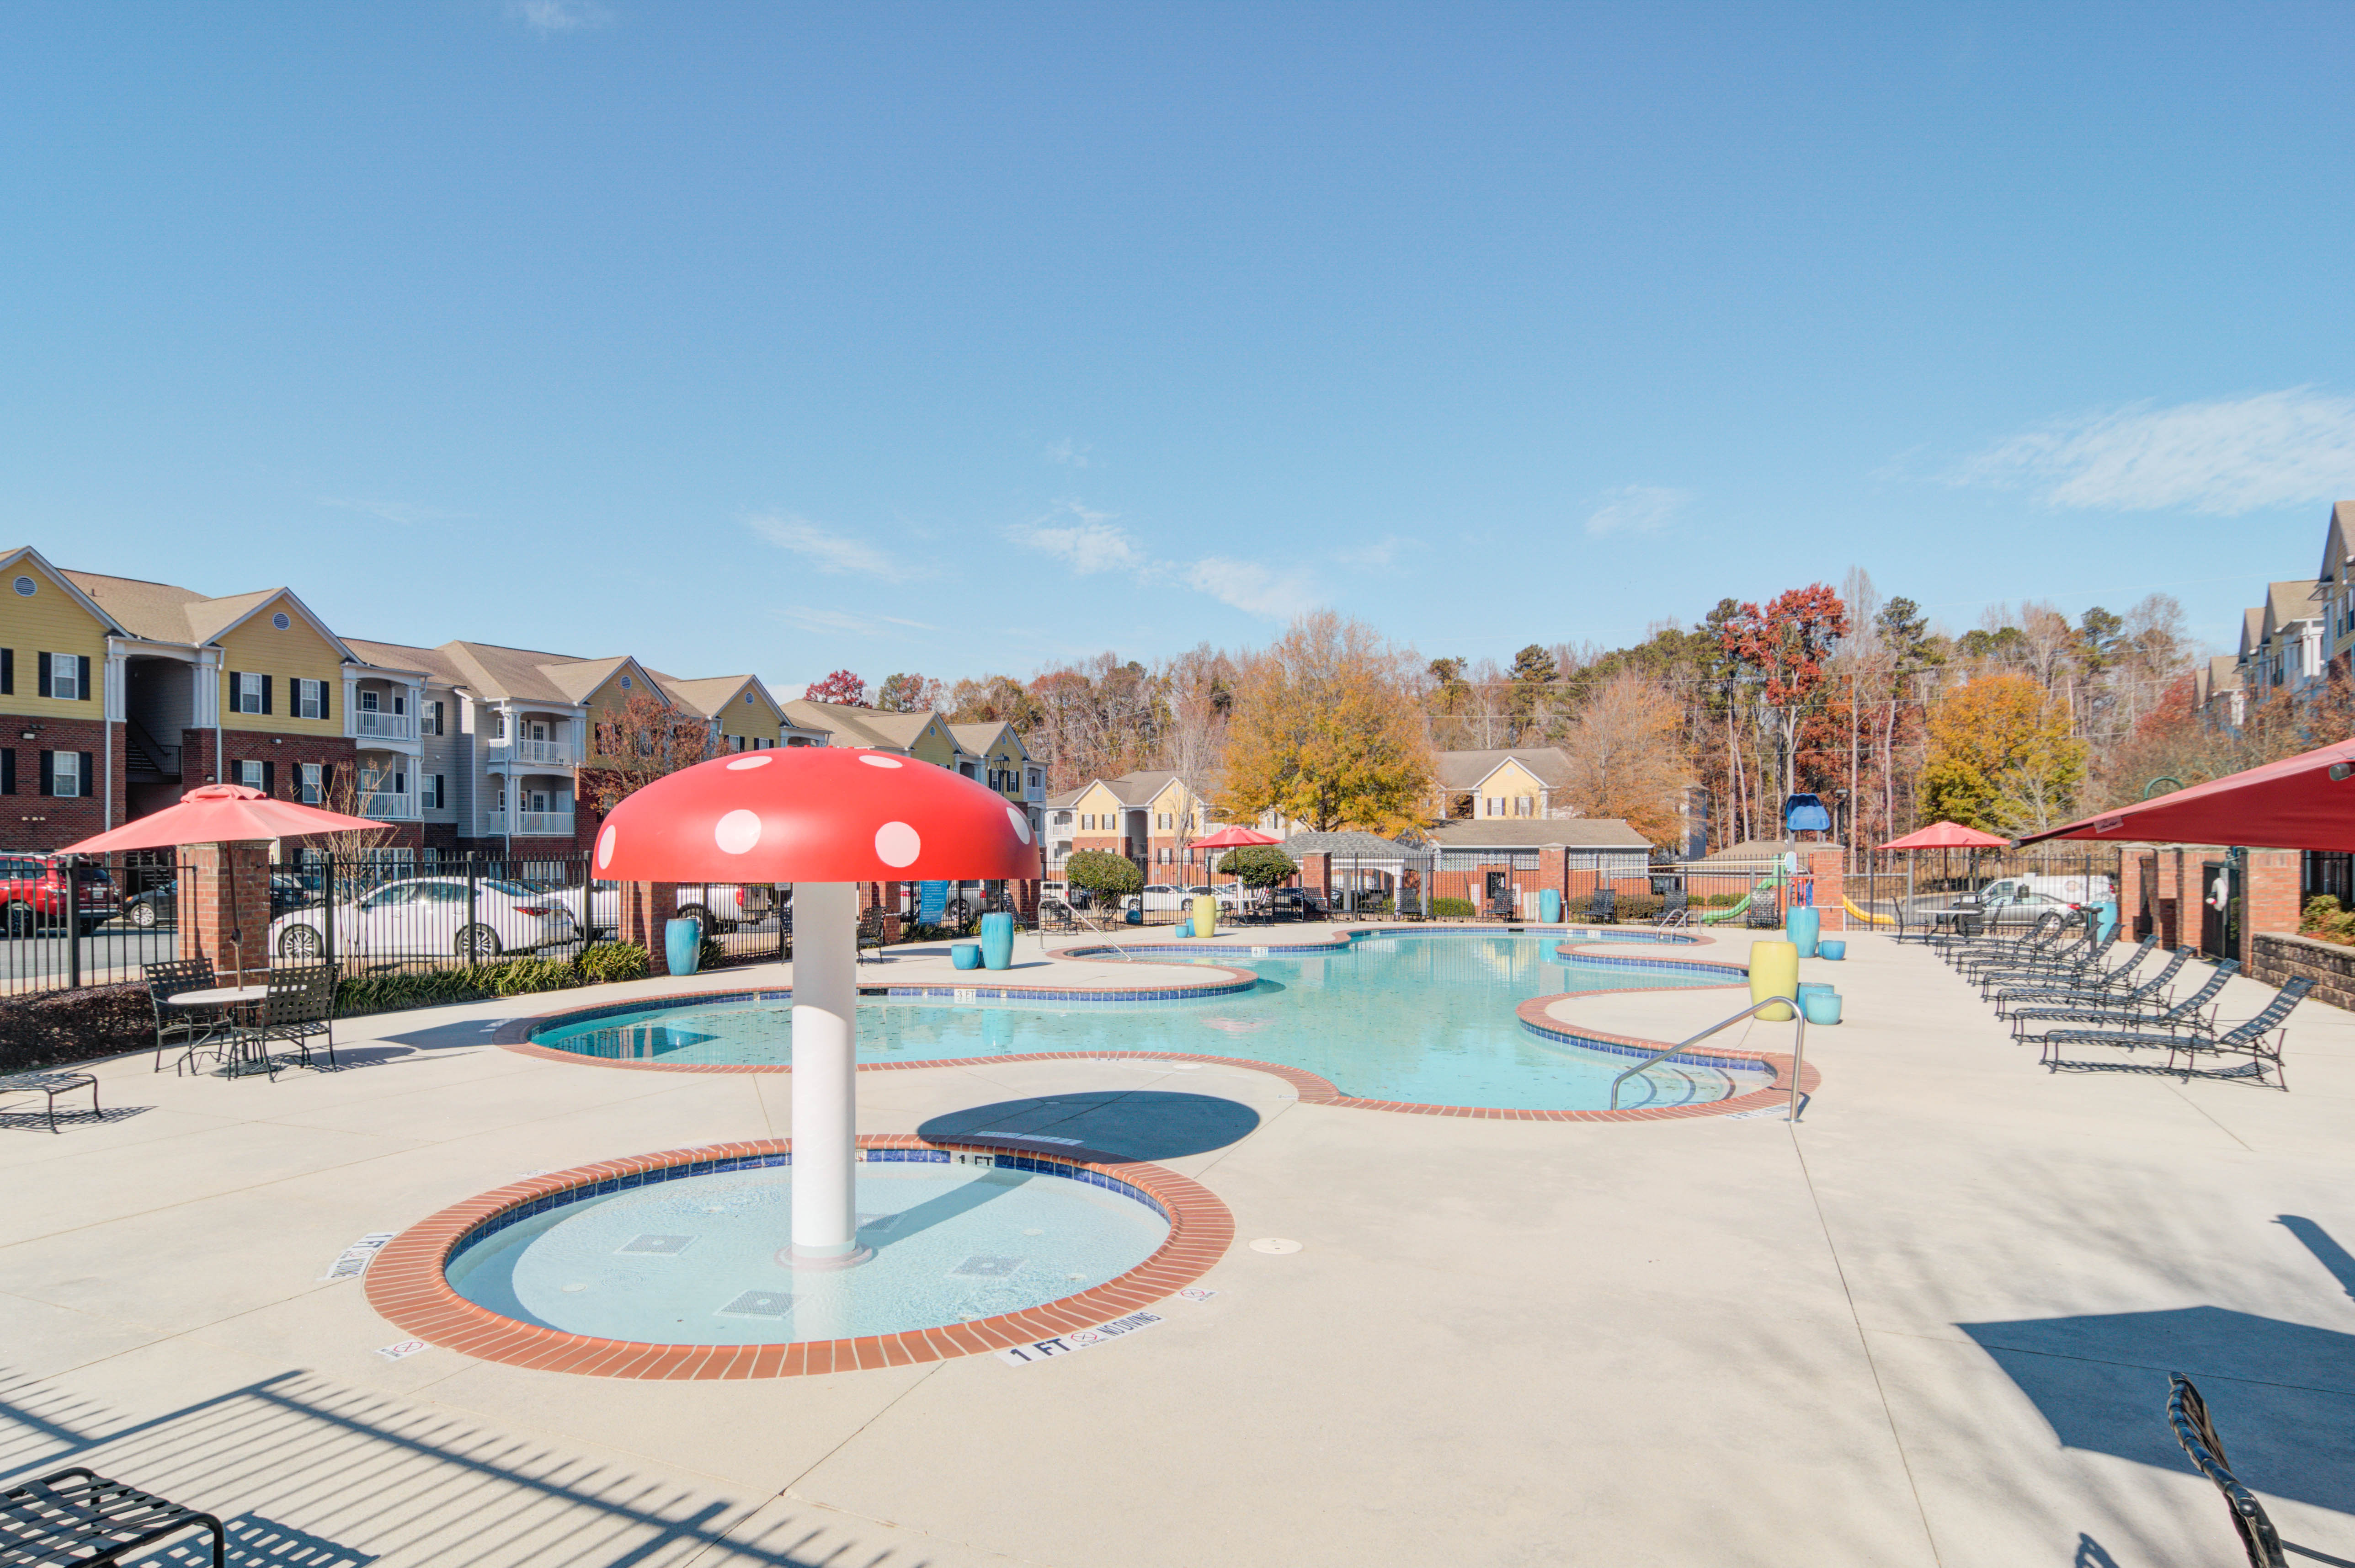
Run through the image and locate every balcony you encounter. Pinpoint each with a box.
[349,708,418,741]
[488,737,576,768]
[359,789,418,820]
[479,810,576,838]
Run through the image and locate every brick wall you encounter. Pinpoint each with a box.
[0,713,124,851]
[1807,849,1845,932]
[2249,931,2355,1011]
[2243,849,2302,967]
[185,728,358,796]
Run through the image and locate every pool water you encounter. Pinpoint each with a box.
[533,933,1763,1111]
[446,1163,1169,1345]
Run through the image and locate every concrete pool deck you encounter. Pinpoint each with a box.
[3,928,2351,1564]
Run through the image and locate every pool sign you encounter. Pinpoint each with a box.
[996,1309,1166,1365]
[919,880,949,923]
[320,1232,396,1282]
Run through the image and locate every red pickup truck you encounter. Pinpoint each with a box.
[0,857,123,938]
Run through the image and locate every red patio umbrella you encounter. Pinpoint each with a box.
[1879,821,2009,850]
[1191,826,1281,850]
[2016,737,2355,851]
[56,784,382,982]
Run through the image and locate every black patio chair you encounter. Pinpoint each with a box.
[855,906,888,962]
[1648,889,1690,926]
[1589,887,1616,924]
[2167,1374,2350,1567]
[2167,976,2312,1088]
[143,958,231,1074]
[2002,946,2192,1032]
[0,1466,224,1566]
[1744,890,1780,929]
[218,966,336,1081]
[0,1071,101,1133]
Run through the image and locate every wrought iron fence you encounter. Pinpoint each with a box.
[261,850,615,980]
[0,850,188,997]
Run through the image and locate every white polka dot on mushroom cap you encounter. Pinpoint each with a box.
[858,753,903,769]
[874,821,921,867]
[597,824,617,869]
[714,808,762,854]
[1006,805,1032,843]
[725,754,772,770]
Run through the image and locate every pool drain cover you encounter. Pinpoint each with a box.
[1249,1237,1302,1254]
[718,1291,795,1318]
[856,1212,903,1232]
[949,1254,1024,1278]
[619,1234,694,1256]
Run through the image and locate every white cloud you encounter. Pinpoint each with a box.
[1950,387,2355,515]
[1583,485,1689,538]
[1002,503,1152,577]
[779,605,938,636]
[1004,499,1324,620]
[1332,534,1412,570]
[1184,558,1322,619]
[1044,437,1091,468]
[511,0,613,32]
[746,513,906,581]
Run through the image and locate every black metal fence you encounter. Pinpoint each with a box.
[0,851,188,997]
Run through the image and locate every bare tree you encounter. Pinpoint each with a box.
[1556,672,1694,845]
[584,687,717,812]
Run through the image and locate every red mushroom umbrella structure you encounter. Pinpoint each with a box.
[595,747,1038,1268]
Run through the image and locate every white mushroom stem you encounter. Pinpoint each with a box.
[789,880,865,1267]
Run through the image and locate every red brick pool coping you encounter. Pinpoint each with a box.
[491,925,1822,1122]
[363,1134,1233,1380]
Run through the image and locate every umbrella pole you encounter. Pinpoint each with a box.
[784,880,869,1270]
[226,842,246,986]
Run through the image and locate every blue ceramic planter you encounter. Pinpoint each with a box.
[1819,939,1846,960]
[1538,889,1562,923]
[980,912,1015,970]
[1786,906,1821,958]
[665,917,702,976]
[950,942,982,971]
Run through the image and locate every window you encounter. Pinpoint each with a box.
[495,712,508,738]
[1514,795,1533,817]
[496,787,506,811]
[425,700,445,736]
[237,760,265,789]
[1485,796,1503,816]
[39,653,91,701]
[1157,846,1172,864]
[296,679,324,720]
[46,751,83,798]
[1028,769,1041,789]
[299,763,321,804]
[1156,812,1172,830]
[235,672,264,714]
[271,612,291,630]
[423,774,444,810]
[11,576,32,597]
[618,675,632,690]
[359,689,379,711]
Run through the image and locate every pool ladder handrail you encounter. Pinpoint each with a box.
[1605,995,1810,1119]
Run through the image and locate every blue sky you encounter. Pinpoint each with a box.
[7,2,2354,692]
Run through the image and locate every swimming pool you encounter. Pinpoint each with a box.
[528,932,1765,1112]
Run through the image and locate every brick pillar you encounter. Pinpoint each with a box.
[2156,849,2185,950]
[179,840,272,987]
[2243,850,2301,968]
[618,881,680,975]
[2119,853,2146,939]
[1806,848,1845,932]
[1302,853,1332,907]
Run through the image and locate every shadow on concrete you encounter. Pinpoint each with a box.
[918,1090,1260,1161]
[381,1021,516,1052]
[0,1105,151,1135]
[131,1511,379,1565]
[1961,1215,2355,1513]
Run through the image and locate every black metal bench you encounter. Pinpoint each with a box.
[0,1071,100,1133]
[0,1466,224,1565]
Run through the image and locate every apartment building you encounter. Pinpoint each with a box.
[778,699,973,766]
[1432,747,1575,820]
[1044,771,1207,876]
[949,720,1047,843]
[0,549,128,851]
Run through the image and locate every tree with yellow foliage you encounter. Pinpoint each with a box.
[1220,612,1433,834]
[1918,673,2087,835]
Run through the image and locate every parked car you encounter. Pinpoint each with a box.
[1184,884,1249,908]
[673,882,785,933]
[0,857,122,937]
[269,876,578,962]
[1980,874,2116,907]
[1122,884,1193,914]
[123,873,311,931]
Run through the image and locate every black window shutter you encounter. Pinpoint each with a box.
[79,752,92,797]
[0,749,13,795]
[261,675,272,715]
[228,671,242,713]
[76,656,91,700]
[320,679,330,722]
[321,762,334,802]
[37,751,53,797]
[1,648,12,696]
[36,652,50,699]
[262,760,276,798]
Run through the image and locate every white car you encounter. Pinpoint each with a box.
[271,876,578,962]
[539,881,784,938]
[1185,884,1248,908]
[1127,884,1193,913]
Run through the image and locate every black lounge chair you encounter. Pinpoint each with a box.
[2168,1374,2350,1567]
[1965,927,2099,986]
[1941,910,2064,970]
[2017,959,2238,1048]
[0,1466,224,1566]
[2036,975,2307,1082]
[2003,946,2195,1032]
[1986,932,2161,1011]
[0,1071,101,1133]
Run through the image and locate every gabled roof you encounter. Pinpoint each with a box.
[342,637,458,684]
[649,672,758,719]
[782,699,907,750]
[434,641,645,707]
[60,570,357,659]
[2316,501,2355,587]
[950,720,1030,762]
[2238,608,2265,664]
[538,656,644,704]
[1430,818,1651,850]
[1433,747,1572,791]
[1044,770,1186,811]
[0,548,125,635]
[2200,654,2242,702]
[2261,579,2323,641]
[1694,837,1843,864]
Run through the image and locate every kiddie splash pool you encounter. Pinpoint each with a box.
[524,931,1769,1112]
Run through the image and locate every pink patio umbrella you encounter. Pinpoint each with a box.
[1875,821,2011,911]
[1190,826,1281,849]
[595,746,1036,1269]
[57,784,383,981]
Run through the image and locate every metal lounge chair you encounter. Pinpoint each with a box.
[1986,932,2160,1011]
[2035,972,2301,1077]
[2002,946,2192,1033]
[0,1466,225,1566]
[2019,959,2238,1051]
[2166,976,2312,1088]
[1941,909,2063,969]
[2166,1374,2351,1567]
[1964,926,2097,986]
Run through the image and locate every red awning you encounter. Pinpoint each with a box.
[55,784,381,854]
[2016,737,2355,852]
[1879,821,2010,851]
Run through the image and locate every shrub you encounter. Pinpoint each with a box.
[699,934,726,970]
[1066,849,1144,900]
[2302,895,2355,946]
[576,942,650,985]
[1217,845,1300,890]
[1615,892,1664,923]
[0,983,152,1072]
[1431,896,1476,918]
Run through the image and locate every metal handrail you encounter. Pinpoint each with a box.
[1607,995,1811,1119]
